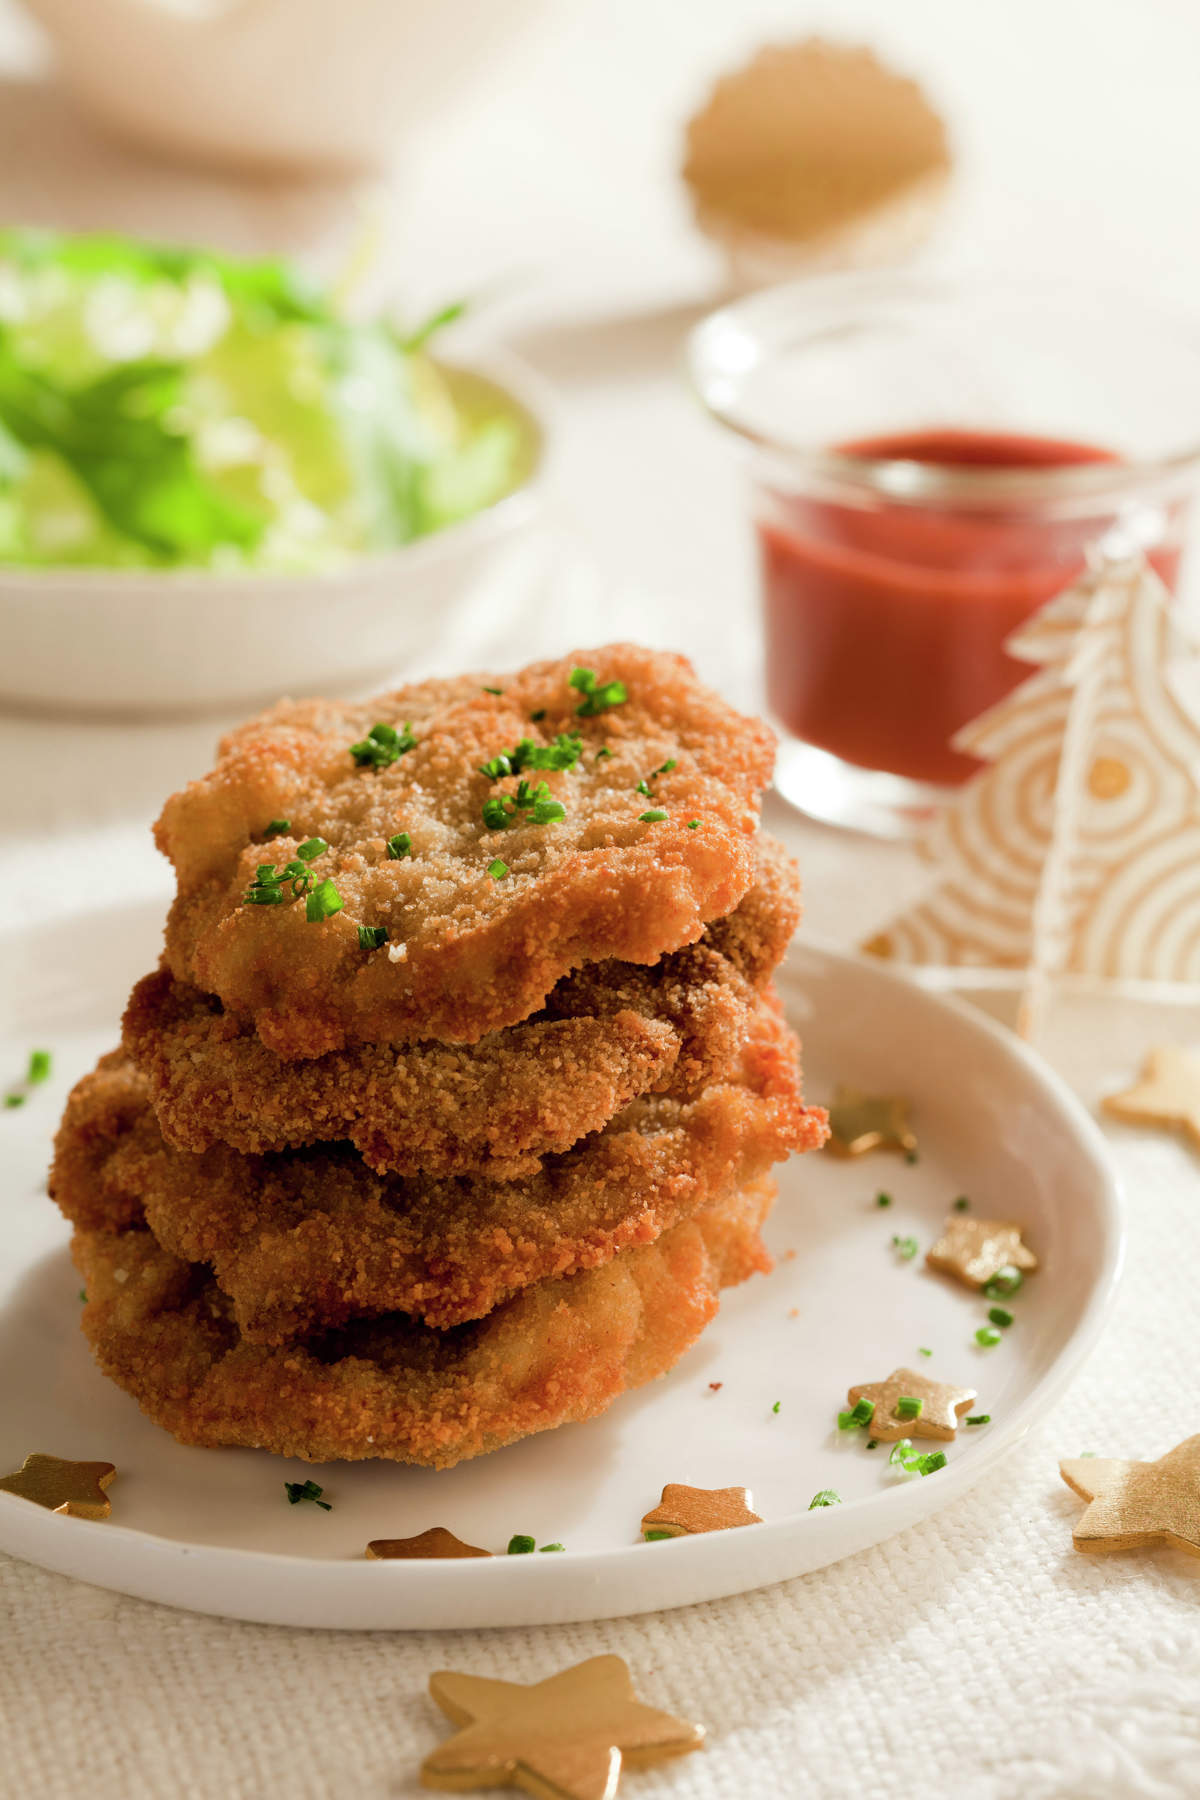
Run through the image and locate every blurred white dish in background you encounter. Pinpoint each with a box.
[18,0,548,173]
[0,350,553,717]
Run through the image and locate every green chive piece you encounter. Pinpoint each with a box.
[876,1192,892,1208]
[966,1414,990,1426]
[983,1265,1024,1299]
[78,1288,87,1303]
[357,925,388,951]
[954,1195,970,1211]
[988,1306,1014,1328]
[905,1149,919,1165]
[349,721,417,768]
[295,837,327,863]
[772,1400,781,1414]
[529,709,546,722]
[838,1396,875,1430]
[918,1347,933,1357]
[386,832,412,860]
[482,777,567,832]
[866,1439,879,1449]
[482,685,504,695]
[538,1542,566,1553]
[638,809,668,823]
[808,1490,842,1509]
[569,666,628,716]
[889,1438,914,1466]
[892,1234,919,1260]
[27,1050,51,1085]
[917,1451,947,1475]
[305,878,343,923]
[5,1094,24,1108]
[644,1529,673,1541]
[635,779,652,797]
[264,818,291,838]
[482,796,509,830]
[896,1396,923,1420]
[975,1325,1003,1347]
[507,1534,536,1555]
[595,746,613,760]
[479,734,582,781]
[686,819,700,829]
[488,858,509,880]
[285,1479,331,1510]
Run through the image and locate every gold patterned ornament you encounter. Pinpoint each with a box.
[825,1087,917,1158]
[367,1527,491,1560]
[1102,1047,1200,1148]
[1060,1435,1200,1558]
[845,1368,976,1442]
[925,1216,1038,1290]
[639,1484,762,1538]
[0,1452,116,1518]
[420,1654,704,1798]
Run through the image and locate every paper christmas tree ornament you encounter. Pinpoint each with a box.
[865,556,1200,988]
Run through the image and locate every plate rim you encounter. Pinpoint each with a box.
[0,937,1125,1627]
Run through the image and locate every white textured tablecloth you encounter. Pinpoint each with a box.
[5,0,1200,1792]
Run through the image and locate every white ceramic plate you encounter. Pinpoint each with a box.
[0,902,1122,1630]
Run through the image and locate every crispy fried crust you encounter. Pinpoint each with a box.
[120,841,798,1174]
[70,1178,775,1469]
[156,646,777,1057]
[53,1001,825,1342]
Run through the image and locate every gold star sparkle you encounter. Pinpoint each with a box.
[846,1367,976,1441]
[1103,1047,1200,1148]
[420,1654,704,1798]
[367,1527,491,1560]
[825,1087,916,1157]
[0,1452,116,1519]
[925,1216,1038,1290]
[639,1484,762,1538]
[1061,1435,1200,1558]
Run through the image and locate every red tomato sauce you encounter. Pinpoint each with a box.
[758,428,1180,787]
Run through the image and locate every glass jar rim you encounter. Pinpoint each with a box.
[688,270,1200,506]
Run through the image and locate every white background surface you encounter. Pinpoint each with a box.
[2,1,1200,1795]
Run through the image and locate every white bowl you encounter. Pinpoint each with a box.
[0,350,551,718]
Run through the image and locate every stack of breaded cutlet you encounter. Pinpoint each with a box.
[51,646,827,1469]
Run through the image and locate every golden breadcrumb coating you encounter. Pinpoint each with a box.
[53,999,825,1342]
[121,840,798,1174]
[71,1178,775,1469]
[156,646,776,1057]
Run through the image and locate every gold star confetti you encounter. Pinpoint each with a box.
[825,1087,916,1158]
[367,1527,492,1561]
[1102,1047,1200,1148]
[1060,1436,1200,1558]
[845,1368,976,1442]
[925,1216,1038,1290]
[421,1654,704,1797]
[639,1484,762,1538]
[0,1452,116,1519]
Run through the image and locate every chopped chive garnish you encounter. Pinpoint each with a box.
[888,1441,946,1477]
[808,1490,842,1509]
[905,1150,919,1165]
[4,1094,24,1109]
[975,1325,1003,1347]
[838,1397,875,1430]
[638,809,668,824]
[896,1396,923,1420]
[487,859,509,880]
[285,1479,331,1510]
[479,733,582,780]
[686,819,700,829]
[482,685,504,695]
[386,832,412,860]
[982,1265,1024,1299]
[866,1438,879,1449]
[538,1542,566,1553]
[954,1195,970,1211]
[635,779,652,797]
[529,709,546,722]
[349,721,417,769]
[27,1050,51,1085]
[636,759,677,798]
[305,878,343,923]
[889,1438,914,1465]
[918,1347,933,1357]
[569,666,628,716]
[772,1400,781,1414]
[78,1288,86,1303]
[507,1534,535,1555]
[966,1414,990,1426]
[357,925,388,951]
[644,1529,673,1541]
[482,777,567,831]
[264,818,291,838]
[295,837,327,863]
[892,1234,919,1260]
[595,745,613,760]
[988,1306,1014,1328]
[876,1192,892,1208]
[918,1451,947,1475]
